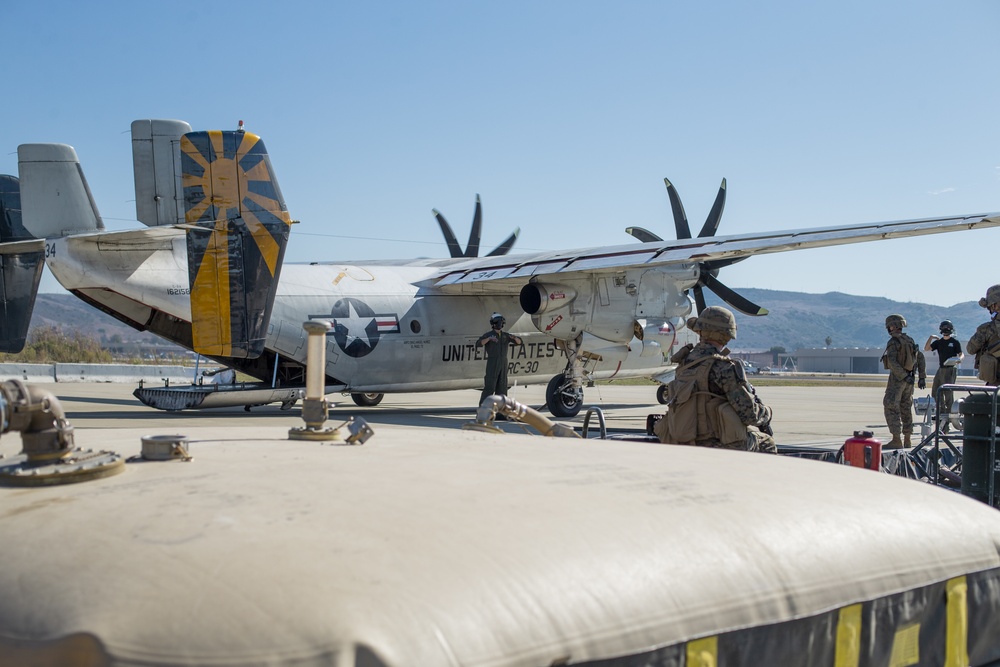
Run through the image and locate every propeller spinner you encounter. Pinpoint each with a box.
[433,195,520,258]
[626,178,767,317]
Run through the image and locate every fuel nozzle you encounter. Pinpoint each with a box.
[0,380,125,486]
[0,379,75,462]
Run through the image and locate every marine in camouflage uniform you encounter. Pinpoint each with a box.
[476,313,524,407]
[657,306,776,453]
[881,314,926,449]
[966,284,1000,386]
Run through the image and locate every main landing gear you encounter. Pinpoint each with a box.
[545,374,584,418]
[351,392,385,407]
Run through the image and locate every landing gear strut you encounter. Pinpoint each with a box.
[545,334,586,418]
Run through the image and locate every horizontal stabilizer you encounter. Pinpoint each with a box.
[182,129,292,359]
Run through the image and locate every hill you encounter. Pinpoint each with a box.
[29,290,988,355]
[704,289,985,352]
[31,293,181,351]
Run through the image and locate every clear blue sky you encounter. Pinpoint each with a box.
[3,1,998,308]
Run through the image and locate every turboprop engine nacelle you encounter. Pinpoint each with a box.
[519,283,577,315]
[521,281,641,343]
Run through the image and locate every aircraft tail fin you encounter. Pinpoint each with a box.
[181,128,293,359]
[0,144,105,353]
[0,175,44,352]
[131,119,192,227]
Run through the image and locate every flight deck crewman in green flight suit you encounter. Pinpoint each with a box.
[476,312,523,408]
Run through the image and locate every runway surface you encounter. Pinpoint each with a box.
[0,381,910,458]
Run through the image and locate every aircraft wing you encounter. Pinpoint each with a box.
[430,212,1000,292]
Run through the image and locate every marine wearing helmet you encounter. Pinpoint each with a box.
[686,306,738,343]
[968,285,1000,386]
[978,284,1000,311]
[881,313,925,449]
[657,306,774,453]
[885,314,907,331]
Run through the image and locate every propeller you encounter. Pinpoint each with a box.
[627,178,767,317]
[433,195,520,258]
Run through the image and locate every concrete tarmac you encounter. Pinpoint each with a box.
[0,381,920,457]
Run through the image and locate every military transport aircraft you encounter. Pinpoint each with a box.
[1,119,998,416]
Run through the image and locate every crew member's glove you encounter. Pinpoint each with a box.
[905,371,915,384]
[758,405,774,436]
[917,377,926,390]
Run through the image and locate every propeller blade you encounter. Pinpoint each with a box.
[433,209,464,258]
[486,227,520,256]
[664,178,691,240]
[697,178,727,238]
[625,226,663,243]
[465,194,483,258]
[692,285,707,314]
[702,273,769,316]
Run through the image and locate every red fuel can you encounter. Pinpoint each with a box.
[843,430,882,471]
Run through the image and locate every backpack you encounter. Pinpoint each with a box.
[658,353,747,446]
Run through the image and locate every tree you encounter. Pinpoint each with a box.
[825,336,832,348]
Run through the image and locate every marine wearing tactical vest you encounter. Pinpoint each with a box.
[967,284,1000,386]
[880,314,926,449]
[654,306,776,453]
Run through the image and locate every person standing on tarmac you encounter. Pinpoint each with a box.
[881,314,926,449]
[967,284,1000,386]
[654,306,776,453]
[476,313,524,408]
[924,320,963,431]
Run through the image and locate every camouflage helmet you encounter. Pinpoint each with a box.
[688,306,737,339]
[885,314,907,329]
[978,285,1000,309]
[939,320,954,335]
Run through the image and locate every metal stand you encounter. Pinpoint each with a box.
[922,384,1000,507]
[910,384,964,482]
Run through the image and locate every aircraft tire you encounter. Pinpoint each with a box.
[656,384,668,404]
[546,374,583,418]
[352,392,384,407]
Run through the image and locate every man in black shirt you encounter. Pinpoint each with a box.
[924,320,963,430]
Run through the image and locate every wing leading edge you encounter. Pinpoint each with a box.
[430,212,1000,292]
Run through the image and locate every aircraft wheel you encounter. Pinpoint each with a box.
[546,374,583,418]
[351,392,384,407]
[656,384,668,404]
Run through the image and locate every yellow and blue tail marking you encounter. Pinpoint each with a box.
[182,129,292,358]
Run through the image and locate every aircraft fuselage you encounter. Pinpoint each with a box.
[45,233,677,393]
